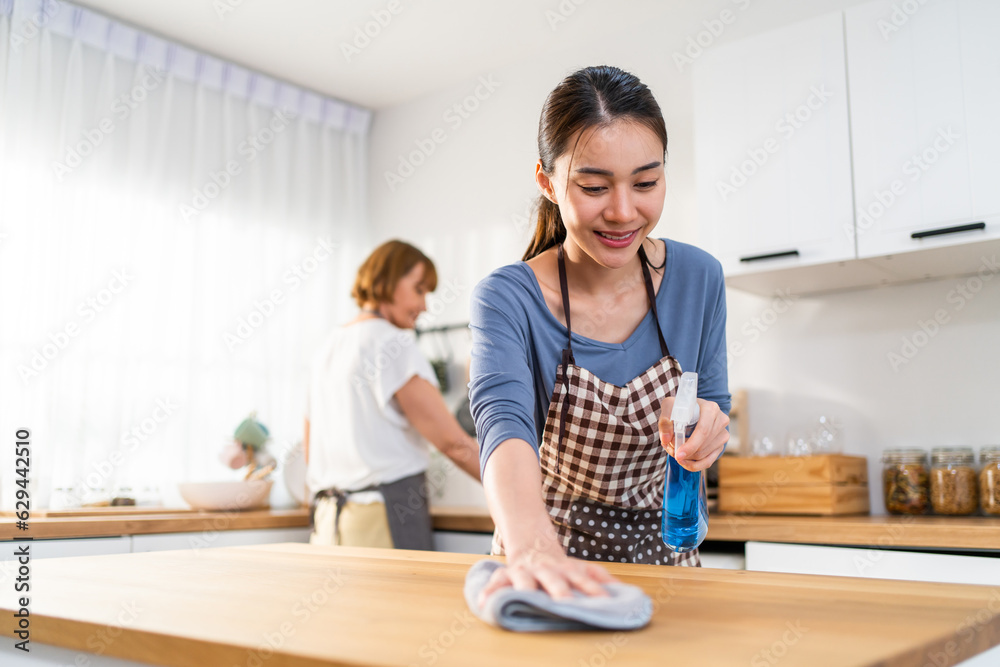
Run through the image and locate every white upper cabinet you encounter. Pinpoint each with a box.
[846,0,1000,258]
[694,12,856,277]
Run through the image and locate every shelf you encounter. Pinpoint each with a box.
[726,237,1000,297]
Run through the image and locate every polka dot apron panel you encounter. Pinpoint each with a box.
[491,243,700,568]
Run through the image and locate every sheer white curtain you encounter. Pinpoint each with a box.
[0,0,371,508]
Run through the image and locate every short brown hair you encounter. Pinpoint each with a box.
[351,240,438,308]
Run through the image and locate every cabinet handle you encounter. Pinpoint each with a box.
[911,222,986,239]
[739,249,800,263]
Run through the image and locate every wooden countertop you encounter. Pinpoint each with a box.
[1,543,997,667]
[428,507,1000,552]
[0,506,489,541]
[0,508,311,540]
[6,505,1000,552]
[0,507,485,541]
[426,507,1000,552]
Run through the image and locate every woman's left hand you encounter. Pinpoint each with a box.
[657,398,729,472]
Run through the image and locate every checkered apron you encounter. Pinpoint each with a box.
[492,243,700,567]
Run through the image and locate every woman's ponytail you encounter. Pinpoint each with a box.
[522,196,566,261]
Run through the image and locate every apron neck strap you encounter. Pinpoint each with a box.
[556,242,670,358]
[556,243,574,356]
[638,243,670,358]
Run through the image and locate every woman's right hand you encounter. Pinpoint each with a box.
[480,439,618,604]
[477,536,618,606]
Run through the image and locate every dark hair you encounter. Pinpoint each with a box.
[352,240,438,308]
[522,66,668,261]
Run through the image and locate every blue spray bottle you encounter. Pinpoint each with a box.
[661,372,709,552]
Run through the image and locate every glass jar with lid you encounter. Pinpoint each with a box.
[979,447,1000,516]
[882,448,929,515]
[930,447,978,515]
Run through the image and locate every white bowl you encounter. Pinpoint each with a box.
[178,480,273,511]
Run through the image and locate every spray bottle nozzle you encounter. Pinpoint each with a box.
[670,372,700,452]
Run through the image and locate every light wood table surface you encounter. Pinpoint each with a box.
[5,506,1000,552]
[0,543,998,666]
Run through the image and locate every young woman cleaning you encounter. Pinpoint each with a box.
[470,66,730,600]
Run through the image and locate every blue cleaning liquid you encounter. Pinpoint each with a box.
[661,424,709,553]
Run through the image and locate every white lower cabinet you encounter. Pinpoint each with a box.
[699,550,745,570]
[745,540,1000,584]
[746,541,1000,666]
[0,528,310,564]
[0,536,130,562]
[433,530,492,555]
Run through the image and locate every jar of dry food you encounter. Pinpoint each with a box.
[979,447,1000,516]
[882,448,929,515]
[930,447,978,515]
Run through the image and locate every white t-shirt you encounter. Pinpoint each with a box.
[305,319,439,499]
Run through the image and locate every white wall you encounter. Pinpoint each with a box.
[367,1,1000,510]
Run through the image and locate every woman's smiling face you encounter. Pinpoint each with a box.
[538,120,666,268]
[380,261,430,330]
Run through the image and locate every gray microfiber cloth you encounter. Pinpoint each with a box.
[463,559,653,632]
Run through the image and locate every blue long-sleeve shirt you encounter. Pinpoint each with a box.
[469,238,730,476]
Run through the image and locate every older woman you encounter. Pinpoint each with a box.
[305,240,480,550]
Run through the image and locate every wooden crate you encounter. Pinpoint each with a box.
[717,455,870,516]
